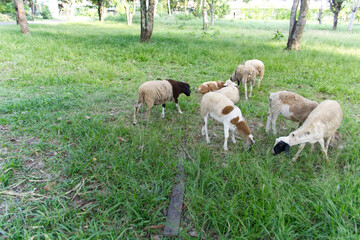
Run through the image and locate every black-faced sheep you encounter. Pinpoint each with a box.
[272,100,343,162]
[133,79,191,125]
[266,91,318,135]
[197,81,225,94]
[245,59,265,88]
[200,92,255,151]
[230,64,256,101]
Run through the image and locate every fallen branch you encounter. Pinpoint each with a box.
[0,190,49,199]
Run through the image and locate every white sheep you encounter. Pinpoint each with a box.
[272,100,343,162]
[200,92,255,151]
[215,79,240,104]
[245,59,265,88]
[133,79,191,125]
[197,81,225,94]
[230,64,256,101]
[266,91,318,135]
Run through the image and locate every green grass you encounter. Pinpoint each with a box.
[0,17,360,239]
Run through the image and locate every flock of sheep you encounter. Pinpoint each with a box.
[132,59,343,162]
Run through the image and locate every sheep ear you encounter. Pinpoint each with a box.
[285,144,290,158]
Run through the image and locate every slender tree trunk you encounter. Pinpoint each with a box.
[209,3,214,25]
[202,0,209,29]
[329,0,344,30]
[154,0,158,16]
[318,3,323,24]
[348,0,360,31]
[184,0,188,14]
[14,0,19,24]
[287,0,309,51]
[140,0,155,42]
[167,0,171,16]
[124,0,136,25]
[98,0,104,22]
[14,0,30,35]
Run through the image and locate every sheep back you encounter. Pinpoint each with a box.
[273,91,318,122]
[137,80,173,107]
[198,81,225,94]
[245,59,265,78]
[200,92,234,118]
[216,85,240,104]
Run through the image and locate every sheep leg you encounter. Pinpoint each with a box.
[146,107,152,122]
[202,114,210,143]
[249,83,253,98]
[318,138,329,163]
[223,124,230,151]
[231,131,236,144]
[325,136,332,152]
[133,103,142,125]
[271,111,280,135]
[176,103,183,114]
[265,100,273,133]
[161,104,166,118]
[292,143,306,162]
[258,73,263,88]
[310,143,315,152]
[243,80,248,101]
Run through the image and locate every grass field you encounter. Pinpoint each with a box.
[1,16,360,239]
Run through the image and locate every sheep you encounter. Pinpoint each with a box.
[215,79,240,104]
[133,79,191,125]
[198,81,225,94]
[265,91,318,135]
[272,100,343,162]
[230,64,256,101]
[245,59,265,88]
[200,92,255,151]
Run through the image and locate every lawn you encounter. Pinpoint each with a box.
[0,16,360,239]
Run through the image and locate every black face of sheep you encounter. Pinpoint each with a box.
[184,84,191,96]
[273,140,290,157]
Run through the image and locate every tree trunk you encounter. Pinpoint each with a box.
[140,0,155,42]
[348,0,360,32]
[124,0,136,25]
[14,0,19,24]
[209,3,214,25]
[287,0,309,51]
[98,0,104,22]
[184,0,188,14]
[154,0,158,16]
[167,0,171,16]
[202,0,209,30]
[14,0,30,35]
[318,3,323,24]
[329,0,344,30]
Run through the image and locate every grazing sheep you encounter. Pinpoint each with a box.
[198,81,225,94]
[215,79,240,104]
[230,64,256,101]
[200,92,255,151]
[245,59,265,88]
[272,100,343,162]
[266,91,318,135]
[133,79,191,125]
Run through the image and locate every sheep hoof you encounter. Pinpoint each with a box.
[132,121,137,125]
[224,147,228,151]
[179,111,183,114]
[161,114,165,118]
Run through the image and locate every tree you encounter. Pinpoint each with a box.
[208,0,230,25]
[140,0,155,42]
[90,0,113,22]
[329,0,346,30]
[59,0,75,21]
[167,0,171,15]
[348,0,360,31]
[14,0,30,35]
[202,0,209,29]
[287,0,310,51]
[123,0,136,25]
[318,0,325,24]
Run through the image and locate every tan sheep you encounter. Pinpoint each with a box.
[273,100,343,162]
[245,59,265,88]
[230,64,256,101]
[215,79,240,104]
[266,91,318,135]
[133,79,191,125]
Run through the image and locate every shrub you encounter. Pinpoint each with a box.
[40,5,52,19]
[0,13,13,21]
